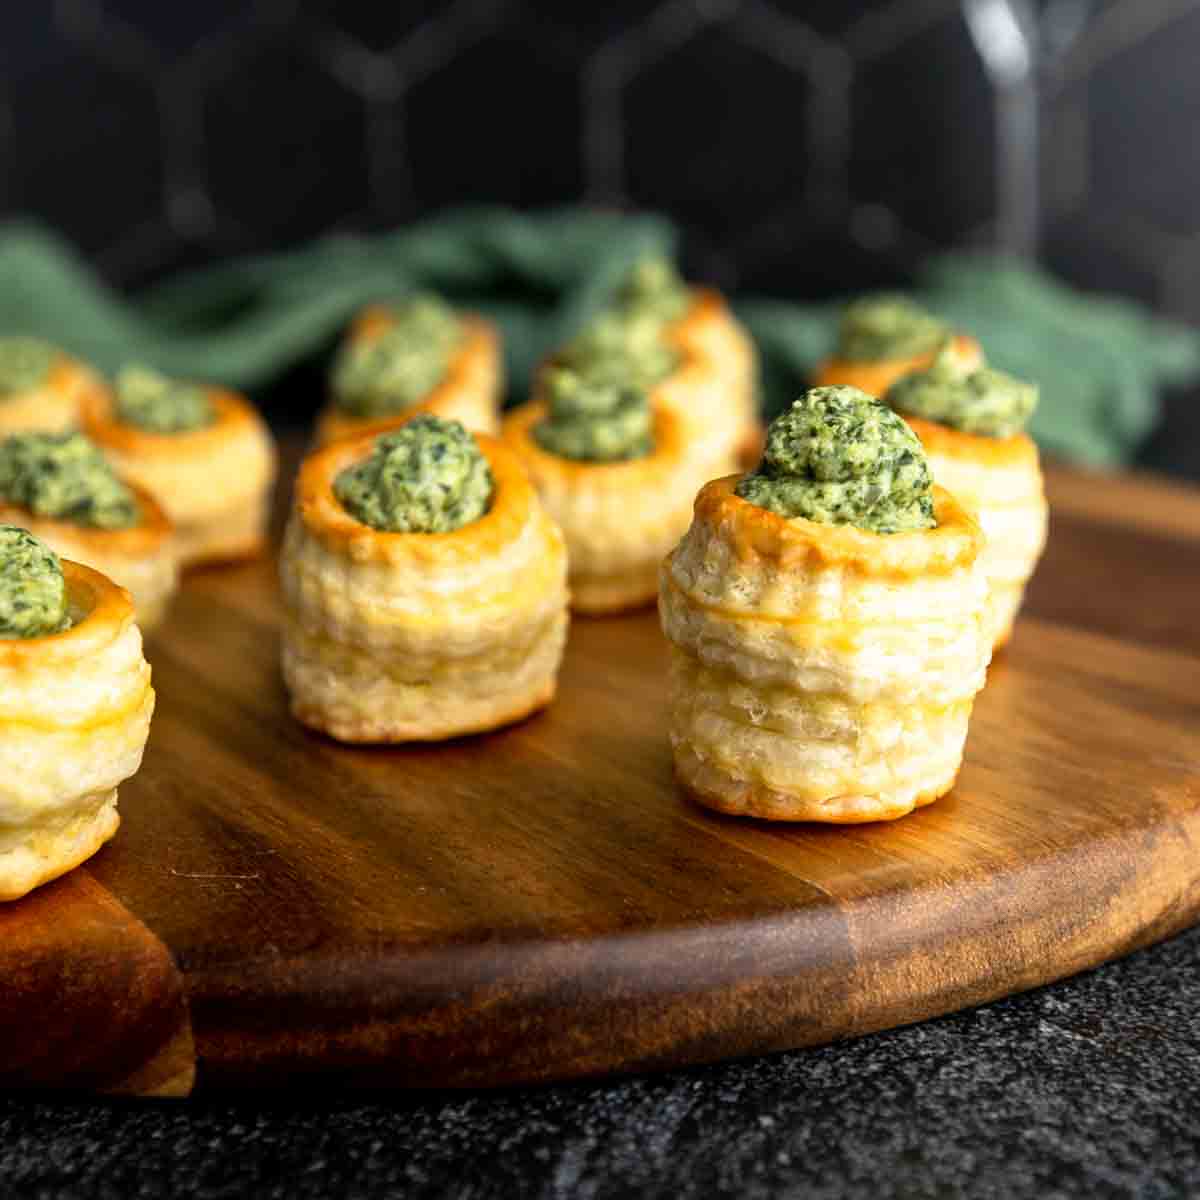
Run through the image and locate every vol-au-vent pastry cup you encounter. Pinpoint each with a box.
[663,287,760,467]
[0,352,101,436]
[280,430,569,743]
[903,415,1047,649]
[660,480,991,823]
[0,561,155,901]
[813,333,983,399]
[502,400,727,615]
[81,385,277,568]
[0,482,179,633]
[314,311,502,447]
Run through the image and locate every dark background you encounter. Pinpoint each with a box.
[2,0,1199,474]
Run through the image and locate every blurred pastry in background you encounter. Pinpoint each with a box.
[660,385,990,822]
[0,526,154,900]
[885,340,1047,649]
[0,432,177,631]
[549,257,759,472]
[0,336,101,435]
[314,293,502,446]
[281,415,567,743]
[504,364,721,614]
[813,293,982,398]
[83,364,276,569]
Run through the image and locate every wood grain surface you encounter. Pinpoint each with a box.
[10,454,1200,1093]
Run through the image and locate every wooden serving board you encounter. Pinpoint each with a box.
[4,460,1200,1095]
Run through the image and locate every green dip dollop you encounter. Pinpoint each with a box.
[836,293,948,362]
[0,337,57,397]
[0,525,69,638]
[0,432,140,529]
[886,340,1039,439]
[558,308,679,391]
[114,364,216,433]
[735,385,936,534]
[533,366,652,463]
[330,294,462,419]
[333,415,492,533]
[617,256,692,323]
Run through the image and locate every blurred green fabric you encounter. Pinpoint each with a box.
[1,208,1196,466]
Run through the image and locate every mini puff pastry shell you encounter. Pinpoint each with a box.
[0,562,154,900]
[313,309,502,447]
[502,402,725,615]
[0,483,179,633]
[663,288,760,467]
[904,417,1048,649]
[280,431,568,743]
[81,386,277,569]
[814,334,983,400]
[660,480,991,822]
[0,351,100,436]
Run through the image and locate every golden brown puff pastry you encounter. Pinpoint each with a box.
[280,430,568,743]
[0,352,99,436]
[0,483,178,633]
[81,385,277,569]
[0,562,154,900]
[813,333,983,399]
[502,400,730,615]
[664,287,761,466]
[903,416,1047,650]
[660,480,990,822]
[313,311,502,446]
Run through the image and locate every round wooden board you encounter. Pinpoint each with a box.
[6,461,1200,1093]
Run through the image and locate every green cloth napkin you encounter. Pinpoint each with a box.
[1,208,1196,466]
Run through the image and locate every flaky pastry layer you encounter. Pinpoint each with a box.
[0,484,178,632]
[660,483,989,821]
[502,401,728,614]
[904,417,1047,649]
[0,562,154,899]
[81,385,276,568]
[281,432,569,741]
[0,356,98,436]
[813,333,983,398]
[313,314,502,446]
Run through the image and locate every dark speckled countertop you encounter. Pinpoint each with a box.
[4,924,1200,1198]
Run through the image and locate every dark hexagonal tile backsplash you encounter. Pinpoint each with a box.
[1,0,1198,326]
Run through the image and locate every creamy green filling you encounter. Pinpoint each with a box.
[735,385,935,534]
[330,294,462,419]
[333,415,492,533]
[115,364,216,433]
[0,337,57,397]
[533,366,652,463]
[0,432,140,529]
[836,293,948,362]
[0,525,69,638]
[617,256,692,322]
[558,257,691,391]
[886,340,1038,438]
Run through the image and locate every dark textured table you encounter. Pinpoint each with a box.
[3,925,1200,1197]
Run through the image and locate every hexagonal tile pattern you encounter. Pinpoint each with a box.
[299,0,444,53]
[405,31,583,210]
[850,12,994,246]
[203,41,370,244]
[1087,8,1200,239]
[623,24,812,240]
[0,0,1196,353]
[8,53,162,254]
[103,0,253,56]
